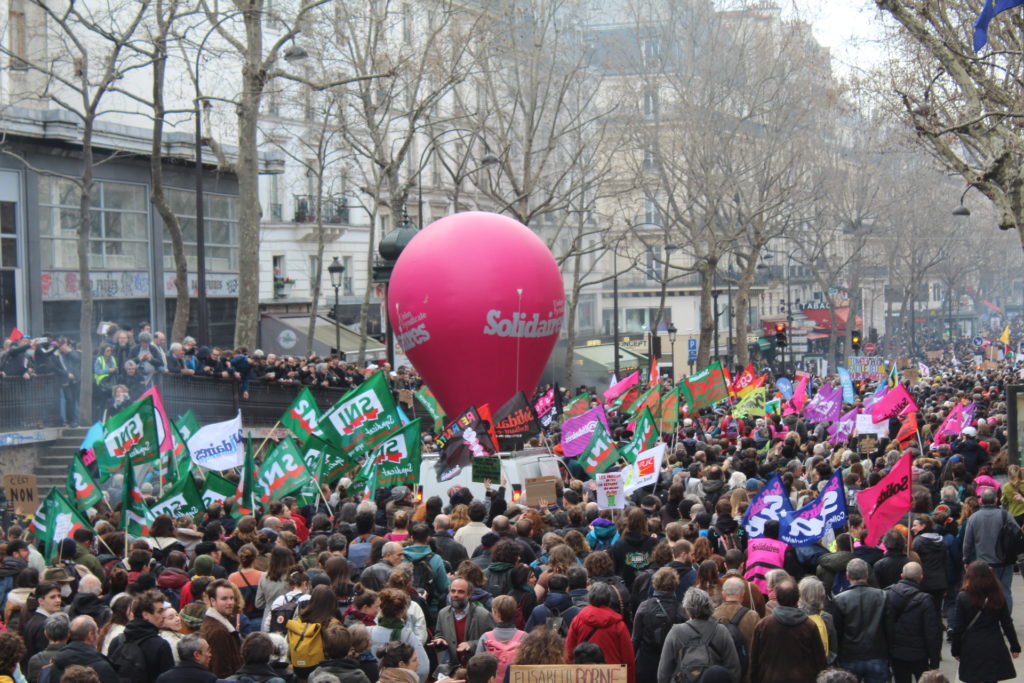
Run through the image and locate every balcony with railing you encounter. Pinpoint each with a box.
[293,196,351,225]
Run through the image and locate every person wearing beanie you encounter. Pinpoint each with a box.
[179,603,207,634]
[178,556,214,607]
[585,517,618,552]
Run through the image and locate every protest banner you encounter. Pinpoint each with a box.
[848,356,887,381]
[596,471,624,510]
[857,452,912,546]
[742,475,794,538]
[510,665,626,683]
[778,470,847,546]
[4,474,36,516]
[493,392,540,451]
[187,411,244,471]
[523,476,559,505]
[559,405,610,458]
[471,456,502,483]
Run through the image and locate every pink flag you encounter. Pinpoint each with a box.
[140,385,173,454]
[857,452,913,546]
[869,383,917,422]
[783,375,809,415]
[933,403,964,444]
[604,370,640,402]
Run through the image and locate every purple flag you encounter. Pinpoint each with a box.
[828,407,859,445]
[559,405,611,458]
[803,384,843,423]
[742,474,794,538]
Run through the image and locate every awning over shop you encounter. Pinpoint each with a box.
[573,343,649,375]
[260,314,386,359]
[799,307,863,332]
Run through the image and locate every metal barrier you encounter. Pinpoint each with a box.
[0,375,63,432]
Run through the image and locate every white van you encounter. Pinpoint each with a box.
[418,447,569,503]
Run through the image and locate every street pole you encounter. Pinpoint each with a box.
[785,255,794,377]
[333,283,340,356]
[613,249,620,378]
[193,99,209,345]
[712,286,721,367]
[727,268,734,370]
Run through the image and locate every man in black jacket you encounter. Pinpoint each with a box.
[832,559,890,683]
[226,631,293,683]
[108,593,175,683]
[47,616,120,683]
[873,529,912,589]
[309,624,370,683]
[431,515,469,571]
[155,635,218,683]
[884,562,942,683]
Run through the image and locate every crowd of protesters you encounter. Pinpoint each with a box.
[0,321,423,427]
[1,323,1024,683]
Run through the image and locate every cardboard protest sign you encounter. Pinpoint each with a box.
[523,476,558,505]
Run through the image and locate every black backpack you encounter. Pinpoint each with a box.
[642,597,684,655]
[672,622,718,683]
[108,636,149,683]
[722,607,750,680]
[269,594,303,635]
[411,553,438,605]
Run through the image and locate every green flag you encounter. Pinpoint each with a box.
[575,420,621,476]
[66,454,102,511]
[659,389,680,434]
[201,472,238,509]
[301,435,358,486]
[174,410,200,441]
[620,407,660,464]
[94,396,160,475]
[317,372,402,459]
[149,473,205,520]
[281,387,322,444]
[256,437,312,504]
[358,420,423,500]
[120,460,154,537]
[732,386,766,419]
[677,361,730,413]
[36,488,92,563]
[163,421,192,486]
[234,435,257,518]
[415,386,445,432]
[563,393,591,417]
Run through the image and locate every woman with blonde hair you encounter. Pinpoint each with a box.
[449,505,470,533]
[536,545,578,600]
[729,488,750,519]
[1001,464,1024,524]
[512,628,566,666]
[385,510,411,543]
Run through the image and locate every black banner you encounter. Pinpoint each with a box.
[434,406,498,482]
[493,392,540,451]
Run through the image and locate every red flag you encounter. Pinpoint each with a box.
[7,328,22,342]
[730,363,757,396]
[856,452,913,547]
[648,356,660,388]
[896,412,918,448]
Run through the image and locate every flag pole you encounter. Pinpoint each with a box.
[253,422,282,460]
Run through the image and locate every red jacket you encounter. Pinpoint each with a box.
[564,605,635,683]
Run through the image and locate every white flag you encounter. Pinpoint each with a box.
[187,411,244,471]
[623,442,666,495]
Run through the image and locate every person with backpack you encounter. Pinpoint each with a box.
[348,513,385,580]
[523,574,573,633]
[474,595,526,683]
[264,570,309,634]
[0,540,29,612]
[108,593,176,683]
[711,577,759,682]
[632,567,687,683]
[707,499,746,556]
[370,589,429,683]
[286,584,340,678]
[27,613,70,683]
[481,540,518,598]
[226,633,289,683]
[255,548,294,616]
[749,577,826,683]
[360,543,403,592]
[656,588,739,683]
[585,517,618,552]
[609,508,659,588]
[565,582,635,683]
[404,523,451,624]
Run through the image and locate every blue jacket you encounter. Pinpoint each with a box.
[525,590,574,632]
[403,544,451,610]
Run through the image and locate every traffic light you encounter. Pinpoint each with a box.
[851,330,862,352]
[774,323,787,348]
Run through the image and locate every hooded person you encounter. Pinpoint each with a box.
[155,552,191,608]
[523,574,574,632]
[609,508,660,588]
[707,499,746,555]
[585,517,618,552]
[564,582,636,683]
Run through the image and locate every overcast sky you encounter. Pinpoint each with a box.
[784,0,887,73]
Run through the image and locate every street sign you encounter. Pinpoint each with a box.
[687,339,697,351]
[864,343,876,355]
[973,336,985,347]
[688,350,697,362]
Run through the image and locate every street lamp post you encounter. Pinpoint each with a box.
[667,323,678,382]
[194,20,306,344]
[613,249,620,378]
[328,256,344,357]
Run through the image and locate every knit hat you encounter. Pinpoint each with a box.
[480,532,500,549]
[391,486,410,503]
[193,554,214,576]
[180,601,207,630]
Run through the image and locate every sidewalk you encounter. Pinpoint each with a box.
[937,573,1024,681]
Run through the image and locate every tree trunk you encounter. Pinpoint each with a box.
[697,261,716,368]
[150,20,190,343]
[733,256,758,368]
[306,172,325,357]
[562,262,581,390]
[232,10,265,350]
[357,210,377,365]
[78,121,95,422]
[827,302,838,373]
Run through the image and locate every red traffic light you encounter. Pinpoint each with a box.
[774,323,787,333]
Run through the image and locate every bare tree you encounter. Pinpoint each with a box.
[0,0,152,420]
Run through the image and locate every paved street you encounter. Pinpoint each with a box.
[937,573,1024,682]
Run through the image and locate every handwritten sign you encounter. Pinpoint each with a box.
[523,475,559,506]
[471,456,501,483]
[3,474,37,516]
[596,471,624,509]
[510,665,627,683]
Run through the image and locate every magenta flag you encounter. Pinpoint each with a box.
[803,384,843,423]
[828,407,859,445]
[783,375,809,415]
[869,383,917,422]
[857,452,913,546]
[559,405,611,458]
[604,371,640,402]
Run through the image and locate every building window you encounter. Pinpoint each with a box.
[39,177,149,270]
[643,192,660,226]
[8,11,26,70]
[642,37,660,68]
[342,255,354,295]
[642,90,657,118]
[157,188,239,272]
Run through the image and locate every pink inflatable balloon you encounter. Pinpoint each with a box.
[388,211,565,419]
